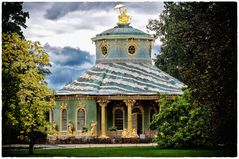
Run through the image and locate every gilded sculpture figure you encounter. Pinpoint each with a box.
[118,8,130,24]
[67,120,74,135]
[90,121,97,136]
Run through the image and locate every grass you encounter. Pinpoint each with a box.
[2,146,236,157]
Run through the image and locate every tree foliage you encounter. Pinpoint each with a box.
[147,2,237,147]
[2,2,29,38]
[151,90,214,148]
[2,2,52,148]
[2,33,55,154]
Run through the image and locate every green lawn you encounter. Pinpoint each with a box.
[2,146,235,157]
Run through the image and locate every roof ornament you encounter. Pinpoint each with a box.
[114,3,131,25]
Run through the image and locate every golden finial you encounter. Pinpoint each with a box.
[114,3,131,25]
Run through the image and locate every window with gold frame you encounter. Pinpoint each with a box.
[101,46,108,56]
[112,107,125,130]
[125,39,137,56]
[77,109,86,130]
[99,40,110,57]
[115,109,123,130]
[62,109,67,131]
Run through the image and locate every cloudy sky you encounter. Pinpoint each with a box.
[22,2,164,90]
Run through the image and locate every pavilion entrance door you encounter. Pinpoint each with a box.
[132,108,143,135]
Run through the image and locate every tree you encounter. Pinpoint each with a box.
[151,89,214,148]
[147,2,236,148]
[2,2,30,144]
[2,33,55,154]
[2,2,29,38]
[2,2,52,146]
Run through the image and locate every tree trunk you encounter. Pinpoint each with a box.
[29,132,34,155]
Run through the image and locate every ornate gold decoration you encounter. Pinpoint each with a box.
[99,40,110,57]
[123,99,136,107]
[97,99,110,107]
[76,101,85,109]
[92,36,154,41]
[89,121,97,136]
[122,128,128,137]
[60,102,67,109]
[132,128,138,137]
[56,94,165,101]
[121,128,138,138]
[125,39,138,56]
[67,120,74,136]
[118,8,131,24]
[114,3,131,25]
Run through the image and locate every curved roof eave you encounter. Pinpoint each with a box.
[58,62,186,96]
[91,35,154,41]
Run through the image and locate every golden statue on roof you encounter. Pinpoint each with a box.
[114,3,131,25]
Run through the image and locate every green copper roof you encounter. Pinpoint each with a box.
[58,62,186,95]
[92,24,154,41]
[99,24,150,36]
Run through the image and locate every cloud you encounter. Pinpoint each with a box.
[152,44,161,54]
[44,43,95,66]
[152,44,161,60]
[44,2,163,20]
[45,2,116,20]
[23,2,53,12]
[44,44,95,90]
[46,64,88,91]
[126,2,164,14]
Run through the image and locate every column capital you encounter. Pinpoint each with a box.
[123,99,136,107]
[97,99,109,107]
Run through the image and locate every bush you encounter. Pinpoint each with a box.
[151,89,214,148]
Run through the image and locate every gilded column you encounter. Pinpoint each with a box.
[123,99,136,137]
[98,99,109,138]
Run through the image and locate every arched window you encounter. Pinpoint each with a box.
[77,109,85,130]
[115,109,123,130]
[150,109,156,122]
[62,109,67,131]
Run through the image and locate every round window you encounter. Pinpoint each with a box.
[101,46,108,56]
[128,45,136,55]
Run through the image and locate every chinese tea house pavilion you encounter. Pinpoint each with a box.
[50,5,185,139]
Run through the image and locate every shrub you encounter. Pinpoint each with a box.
[151,89,214,148]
